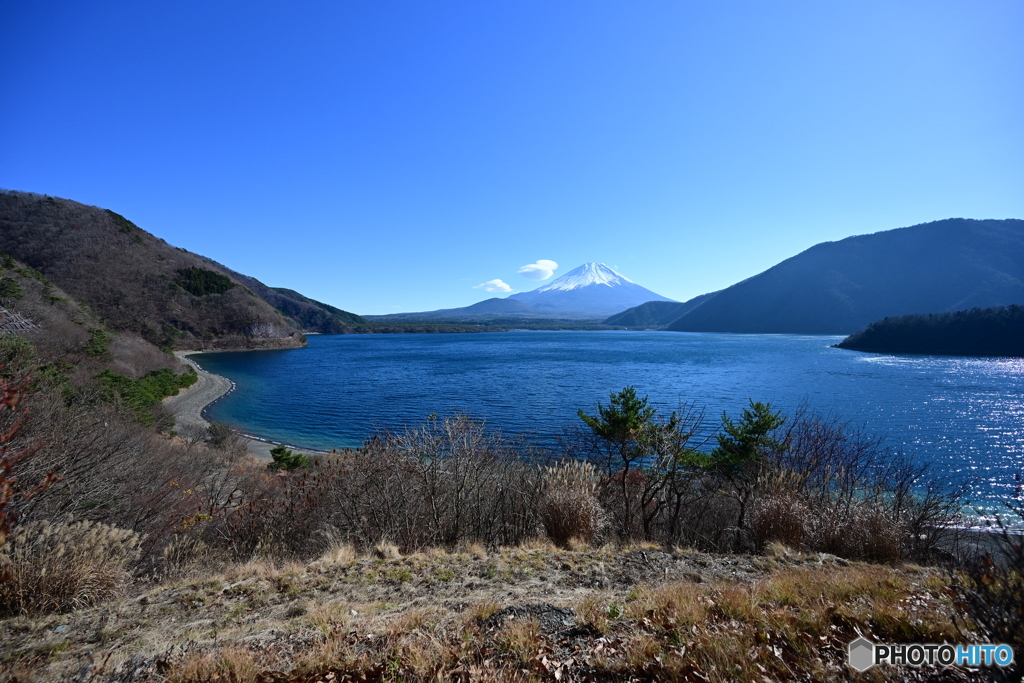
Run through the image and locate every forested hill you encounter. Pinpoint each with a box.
[0,191,361,347]
[665,218,1024,334]
[835,305,1024,357]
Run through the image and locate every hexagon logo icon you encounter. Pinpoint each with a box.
[848,637,875,672]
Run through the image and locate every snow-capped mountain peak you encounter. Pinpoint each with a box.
[505,262,673,317]
[535,263,634,292]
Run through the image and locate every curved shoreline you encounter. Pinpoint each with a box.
[164,350,333,461]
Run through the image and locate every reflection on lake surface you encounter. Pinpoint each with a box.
[195,331,1024,517]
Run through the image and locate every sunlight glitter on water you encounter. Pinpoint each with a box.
[195,331,1024,520]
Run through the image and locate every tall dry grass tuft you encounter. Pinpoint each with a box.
[374,540,401,560]
[165,646,261,683]
[496,616,541,664]
[809,499,904,562]
[159,534,219,581]
[316,541,357,566]
[749,470,810,551]
[751,472,915,563]
[541,460,605,547]
[0,516,141,615]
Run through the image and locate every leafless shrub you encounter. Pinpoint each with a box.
[177,423,208,452]
[2,378,256,576]
[744,409,962,562]
[205,416,546,558]
[561,395,959,561]
[949,502,1024,683]
[0,516,141,615]
[206,421,239,449]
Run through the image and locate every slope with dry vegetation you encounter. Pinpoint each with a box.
[0,190,313,350]
[1,542,982,682]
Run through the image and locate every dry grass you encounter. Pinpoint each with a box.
[0,517,141,616]
[586,564,960,682]
[373,541,401,560]
[542,461,606,547]
[496,616,541,664]
[164,646,262,683]
[316,542,357,566]
[1,542,975,683]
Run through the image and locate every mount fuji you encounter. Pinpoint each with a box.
[367,262,674,322]
[506,263,674,317]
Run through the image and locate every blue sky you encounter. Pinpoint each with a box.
[2,1,1022,314]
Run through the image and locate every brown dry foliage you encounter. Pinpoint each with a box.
[0,516,141,615]
[172,408,962,567]
[201,416,546,558]
[541,460,605,547]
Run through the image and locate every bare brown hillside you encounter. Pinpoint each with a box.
[0,248,180,384]
[0,190,305,350]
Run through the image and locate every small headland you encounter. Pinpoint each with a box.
[834,304,1024,357]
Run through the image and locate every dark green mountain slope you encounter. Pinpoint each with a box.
[0,190,304,349]
[835,305,1024,356]
[603,292,719,327]
[667,218,1024,334]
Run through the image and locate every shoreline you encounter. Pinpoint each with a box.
[164,350,335,461]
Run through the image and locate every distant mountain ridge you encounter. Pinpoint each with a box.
[372,263,674,322]
[618,218,1024,335]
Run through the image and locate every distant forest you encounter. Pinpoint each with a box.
[835,304,1024,357]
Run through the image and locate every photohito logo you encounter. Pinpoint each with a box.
[848,637,1015,672]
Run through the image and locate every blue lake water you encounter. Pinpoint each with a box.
[194,331,1024,515]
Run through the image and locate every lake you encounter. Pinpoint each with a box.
[194,331,1024,516]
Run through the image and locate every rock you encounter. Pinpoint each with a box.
[481,604,577,634]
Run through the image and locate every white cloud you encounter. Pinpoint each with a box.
[473,279,515,293]
[518,259,559,281]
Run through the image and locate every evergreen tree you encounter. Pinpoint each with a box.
[268,445,309,470]
[710,401,786,549]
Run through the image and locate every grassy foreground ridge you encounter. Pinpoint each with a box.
[2,542,976,682]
